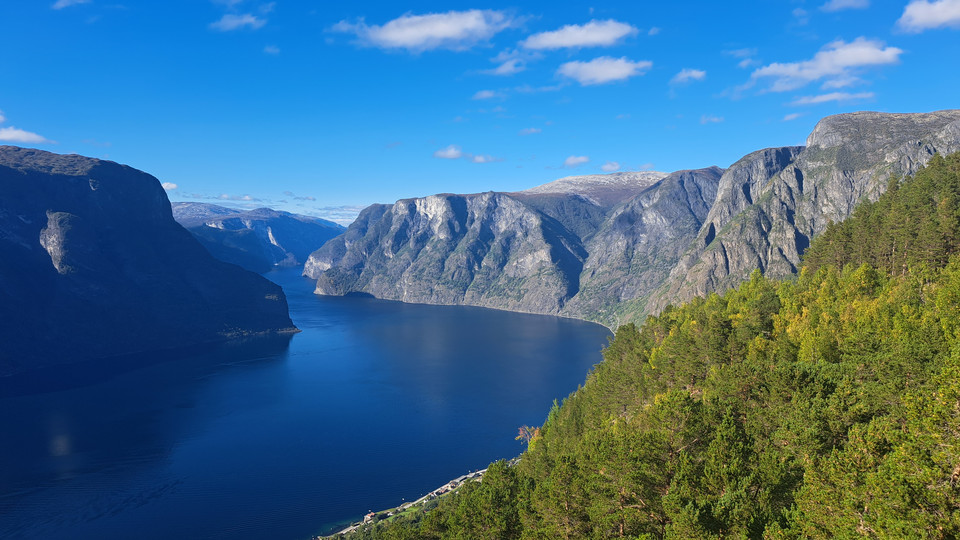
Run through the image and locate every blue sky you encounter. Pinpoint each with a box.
[3,1,959,224]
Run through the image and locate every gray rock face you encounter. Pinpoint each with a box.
[648,110,960,313]
[304,192,587,313]
[305,110,960,328]
[304,170,720,323]
[172,203,344,273]
[562,167,723,325]
[0,147,297,376]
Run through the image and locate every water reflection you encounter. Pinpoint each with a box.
[0,268,609,539]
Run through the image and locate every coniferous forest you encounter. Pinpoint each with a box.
[346,153,960,539]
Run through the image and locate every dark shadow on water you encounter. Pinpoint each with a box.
[344,291,376,298]
[0,333,294,399]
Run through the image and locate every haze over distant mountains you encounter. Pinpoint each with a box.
[305,110,960,327]
[0,147,297,376]
[172,203,344,273]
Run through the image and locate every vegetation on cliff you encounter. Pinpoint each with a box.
[344,153,960,538]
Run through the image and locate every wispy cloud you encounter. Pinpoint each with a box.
[563,155,589,168]
[790,91,874,105]
[519,127,541,135]
[483,48,539,76]
[671,68,706,84]
[700,115,724,124]
[897,0,960,32]
[52,0,90,9]
[162,182,179,190]
[783,113,804,121]
[264,45,280,54]
[821,0,870,11]
[283,190,317,201]
[725,47,759,69]
[557,56,652,86]
[472,89,504,100]
[750,37,902,92]
[601,161,620,172]
[521,19,638,49]
[434,145,464,159]
[433,144,500,163]
[332,10,518,52]
[210,13,266,31]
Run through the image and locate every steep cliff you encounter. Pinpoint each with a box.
[562,167,723,325]
[649,110,960,313]
[172,203,344,273]
[305,110,960,327]
[0,147,297,376]
[304,192,587,313]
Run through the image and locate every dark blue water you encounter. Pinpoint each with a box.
[0,268,611,539]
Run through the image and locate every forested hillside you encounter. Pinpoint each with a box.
[344,153,960,538]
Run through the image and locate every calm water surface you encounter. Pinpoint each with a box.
[0,267,611,539]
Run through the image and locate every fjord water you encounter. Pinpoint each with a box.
[0,267,611,539]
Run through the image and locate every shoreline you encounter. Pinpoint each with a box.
[318,467,490,538]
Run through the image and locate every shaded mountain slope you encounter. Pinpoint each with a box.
[172,202,344,273]
[0,147,296,376]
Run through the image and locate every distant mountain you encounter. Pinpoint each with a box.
[172,202,344,273]
[304,169,720,323]
[0,147,297,376]
[305,110,960,327]
[515,170,667,207]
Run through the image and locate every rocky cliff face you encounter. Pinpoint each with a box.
[304,171,720,323]
[172,203,344,273]
[562,167,723,325]
[304,192,588,313]
[305,110,960,328]
[648,110,960,313]
[0,147,297,376]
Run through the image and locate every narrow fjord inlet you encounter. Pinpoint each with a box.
[0,268,610,539]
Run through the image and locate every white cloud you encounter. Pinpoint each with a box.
[52,0,90,9]
[434,145,464,159]
[519,127,541,135]
[521,19,637,49]
[897,0,960,32]
[488,58,524,75]
[332,10,517,52]
[790,91,875,105]
[557,56,652,86]
[0,127,52,144]
[0,112,51,144]
[601,161,620,172]
[700,115,724,124]
[793,8,810,25]
[821,0,870,11]
[783,113,804,121]
[210,13,266,31]
[563,155,589,168]
[750,37,902,92]
[472,89,503,100]
[647,27,660,36]
[433,145,499,163]
[161,182,179,190]
[671,68,706,84]
[264,45,280,54]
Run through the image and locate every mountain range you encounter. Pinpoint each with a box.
[305,110,960,327]
[172,202,344,273]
